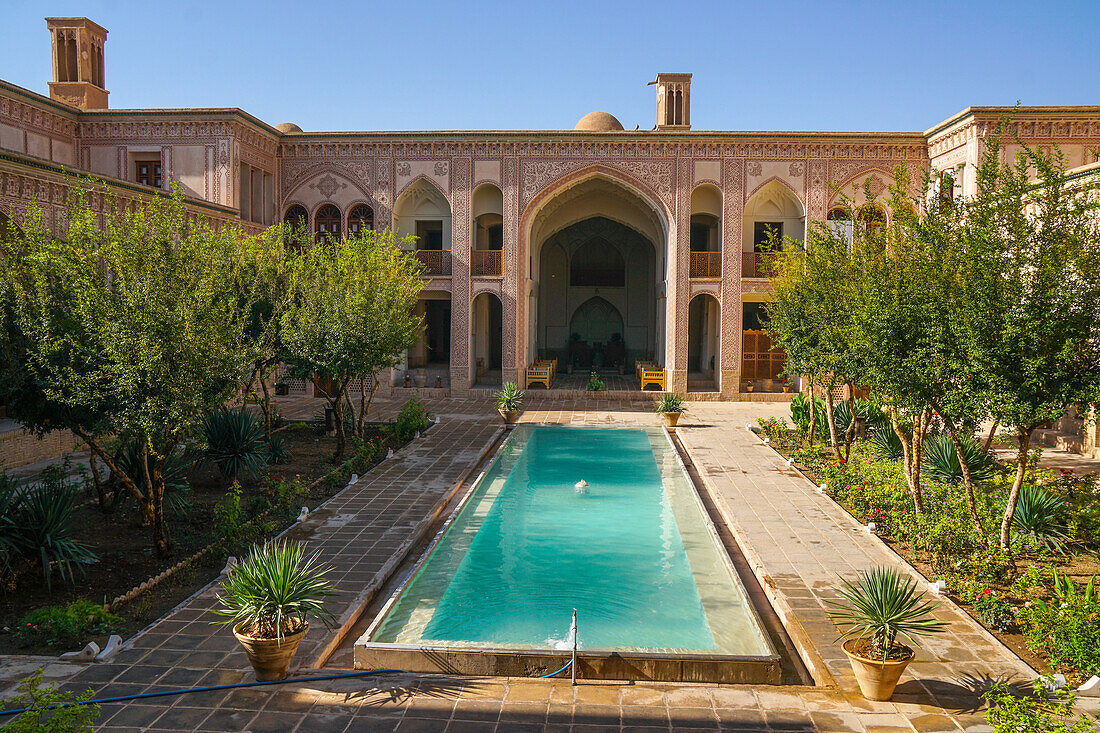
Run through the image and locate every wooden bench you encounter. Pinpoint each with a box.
[525,364,553,390]
[639,367,666,391]
[537,358,557,381]
[635,360,656,379]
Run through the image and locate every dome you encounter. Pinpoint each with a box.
[574,111,624,132]
[275,122,303,133]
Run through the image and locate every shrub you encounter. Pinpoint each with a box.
[392,396,432,441]
[267,435,292,465]
[1017,572,1100,677]
[922,434,994,484]
[586,371,605,392]
[756,417,787,444]
[213,540,336,639]
[869,426,904,461]
[0,468,97,589]
[114,439,192,515]
[2,669,99,732]
[16,600,121,649]
[495,382,524,412]
[657,393,684,414]
[1012,485,1070,554]
[213,483,252,553]
[201,407,269,480]
[972,589,1015,631]
[351,436,385,470]
[984,679,1097,733]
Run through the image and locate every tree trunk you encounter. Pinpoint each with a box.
[983,418,1000,453]
[258,361,274,443]
[890,406,926,515]
[151,463,171,557]
[72,429,147,511]
[843,384,857,462]
[823,379,841,460]
[88,452,109,511]
[138,439,156,528]
[999,428,1034,551]
[330,375,353,463]
[946,424,985,536]
[356,374,379,439]
[807,384,817,447]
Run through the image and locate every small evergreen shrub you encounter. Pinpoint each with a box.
[923,434,994,484]
[17,600,121,649]
[984,679,1097,733]
[972,589,1015,631]
[391,397,432,441]
[3,669,99,732]
[1012,485,1070,554]
[201,407,269,480]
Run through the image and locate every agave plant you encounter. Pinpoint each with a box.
[495,382,524,412]
[114,440,193,515]
[922,434,994,484]
[1012,485,1070,553]
[267,435,293,465]
[201,407,269,481]
[655,392,684,414]
[4,477,97,589]
[827,567,948,659]
[213,540,337,640]
[870,426,904,462]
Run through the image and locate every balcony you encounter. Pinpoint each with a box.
[415,249,451,276]
[742,251,785,279]
[471,249,503,277]
[689,251,722,279]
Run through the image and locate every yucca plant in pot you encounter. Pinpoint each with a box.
[495,382,524,424]
[655,393,685,427]
[213,541,336,681]
[827,567,948,700]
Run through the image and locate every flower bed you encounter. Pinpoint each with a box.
[758,416,1100,683]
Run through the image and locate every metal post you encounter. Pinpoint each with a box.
[571,608,578,686]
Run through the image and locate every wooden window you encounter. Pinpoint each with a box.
[283,204,308,230]
[487,224,503,250]
[136,160,162,188]
[315,204,341,240]
[858,206,886,235]
[348,204,374,236]
[690,223,710,252]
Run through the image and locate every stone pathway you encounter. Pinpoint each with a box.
[1,399,1095,732]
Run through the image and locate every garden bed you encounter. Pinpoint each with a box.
[757,416,1100,685]
[0,420,417,656]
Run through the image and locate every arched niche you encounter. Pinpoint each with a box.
[470,291,503,387]
[688,293,721,392]
[743,180,806,255]
[472,183,503,251]
[690,183,722,252]
[393,178,452,251]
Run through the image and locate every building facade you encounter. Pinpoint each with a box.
[3,17,1100,402]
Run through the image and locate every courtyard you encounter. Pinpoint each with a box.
[0,395,1090,732]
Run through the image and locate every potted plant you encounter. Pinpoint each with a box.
[213,541,336,681]
[495,382,524,424]
[827,567,948,701]
[655,393,685,427]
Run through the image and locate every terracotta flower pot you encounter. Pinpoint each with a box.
[233,621,308,682]
[498,409,520,424]
[661,411,682,427]
[842,638,914,701]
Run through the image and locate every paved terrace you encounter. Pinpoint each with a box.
[2,397,1091,732]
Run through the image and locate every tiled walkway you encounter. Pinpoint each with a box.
[2,398,1093,732]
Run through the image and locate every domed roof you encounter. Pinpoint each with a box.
[275,122,303,133]
[574,111,624,132]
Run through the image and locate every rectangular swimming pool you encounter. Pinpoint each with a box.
[356,425,780,682]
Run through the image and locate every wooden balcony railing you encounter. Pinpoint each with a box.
[471,249,503,277]
[415,249,451,276]
[689,251,722,278]
[742,251,785,278]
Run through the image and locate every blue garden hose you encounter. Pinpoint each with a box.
[0,668,411,718]
[535,659,573,678]
[1,660,579,717]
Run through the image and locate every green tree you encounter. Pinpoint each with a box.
[0,185,272,556]
[279,228,424,463]
[957,134,1100,550]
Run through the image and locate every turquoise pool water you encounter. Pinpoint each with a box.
[370,426,771,655]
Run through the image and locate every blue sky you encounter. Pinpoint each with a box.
[2,0,1097,133]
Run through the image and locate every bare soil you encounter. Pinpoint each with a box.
[0,423,396,656]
